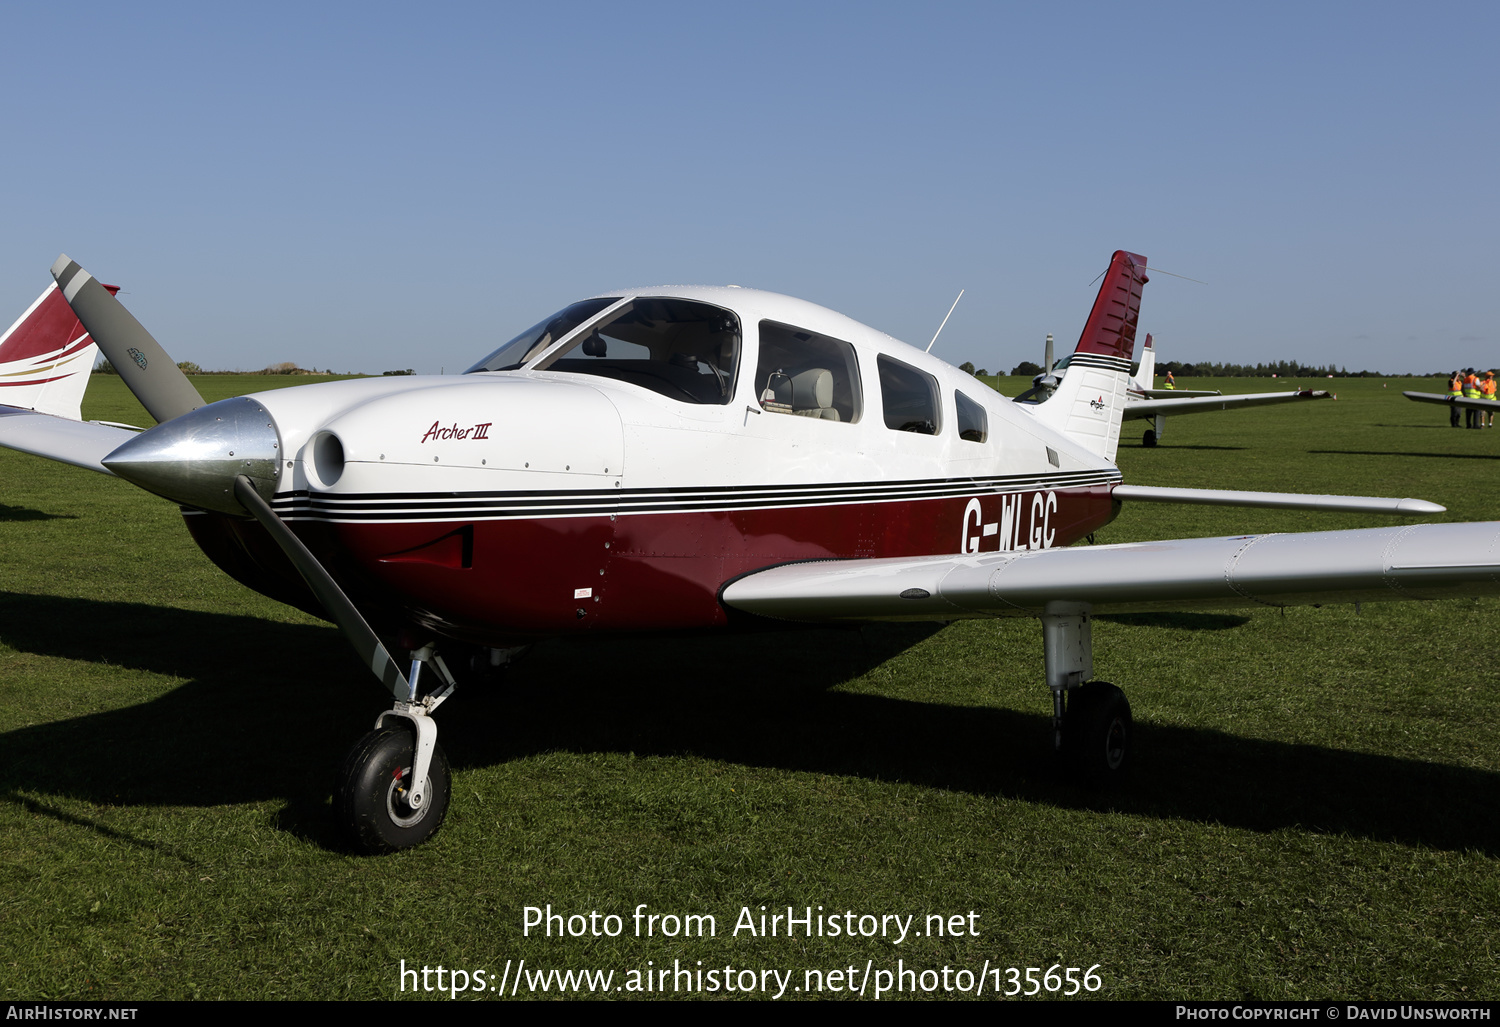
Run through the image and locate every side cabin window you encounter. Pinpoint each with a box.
[755,321,861,423]
[534,298,741,405]
[878,355,940,435]
[955,390,987,443]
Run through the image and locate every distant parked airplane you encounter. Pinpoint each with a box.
[0,280,119,420]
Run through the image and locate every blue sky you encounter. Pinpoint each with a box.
[1,1,1494,376]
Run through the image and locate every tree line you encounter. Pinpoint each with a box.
[1146,360,1414,379]
[997,359,1446,378]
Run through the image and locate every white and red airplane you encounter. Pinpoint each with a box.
[3,251,1497,854]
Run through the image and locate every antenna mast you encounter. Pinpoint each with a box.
[925,290,965,353]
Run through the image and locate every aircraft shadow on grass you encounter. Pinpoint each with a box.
[1310,449,1500,462]
[1,591,1496,856]
[0,504,75,522]
[1098,612,1250,631]
[1372,424,1463,430]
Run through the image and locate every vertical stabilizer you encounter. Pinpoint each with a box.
[0,282,120,421]
[1031,250,1148,463]
[1132,333,1154,391]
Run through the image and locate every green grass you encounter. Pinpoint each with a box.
[2,375,1498,1000]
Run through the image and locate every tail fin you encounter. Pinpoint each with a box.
[1132,333,1154,392]
[1030,250,1148,463]
[0,281,120,420]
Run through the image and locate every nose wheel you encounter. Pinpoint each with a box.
[336,726,451,853]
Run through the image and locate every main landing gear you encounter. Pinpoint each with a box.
[1142,414,1166,449]
[1042,602,1133,785]
[335,644,460,854]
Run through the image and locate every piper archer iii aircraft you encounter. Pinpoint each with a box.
[1016,330,1336,447]
[3,250,1498,855]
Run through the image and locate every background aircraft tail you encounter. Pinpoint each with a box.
[1132,333,1154,391]
[0,281,120,421]
[1030,250,1147,463]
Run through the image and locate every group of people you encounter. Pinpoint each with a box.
[1449,369,1497,428]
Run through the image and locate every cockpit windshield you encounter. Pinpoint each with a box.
[533,298,741,405]
[464,298,621,373]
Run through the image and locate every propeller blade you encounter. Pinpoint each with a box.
[232,475,412,701]
[51,255,206,424]
[1044,333,1054,375]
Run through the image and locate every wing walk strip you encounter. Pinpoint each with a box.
[241,469,1123,523]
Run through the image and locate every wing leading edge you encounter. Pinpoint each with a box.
[0,407,137,474]
[1403,390,1498,412]
[720,522,1500,623]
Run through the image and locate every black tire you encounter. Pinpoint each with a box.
[1062,682,1132,787]
[1142,429,1158,448]
[335,726,451,854]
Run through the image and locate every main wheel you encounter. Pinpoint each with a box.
[335,726,451,854]
[1062,682,1132,787]
[1142,429,1158,448]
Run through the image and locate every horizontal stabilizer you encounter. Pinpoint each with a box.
[1133,388,1221,399]
[1128,389,1332,417]
[1111,484,1443,515]
[721,521,1500,623]
[0,406,137,474]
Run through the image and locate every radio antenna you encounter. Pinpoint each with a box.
[926,289,965,353]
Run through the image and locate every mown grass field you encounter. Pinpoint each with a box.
[2,373,1497,1001]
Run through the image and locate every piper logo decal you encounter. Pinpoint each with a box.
[960,491,1058,554]
[421,421,493,443]
[1089,395,1106,412]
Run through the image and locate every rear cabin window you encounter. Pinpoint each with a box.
[534,298,740,405]
[755,321,861,423]
[955,390,987,443]
[878,355,940,435]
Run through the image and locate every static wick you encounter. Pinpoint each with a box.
[926,289,965,353]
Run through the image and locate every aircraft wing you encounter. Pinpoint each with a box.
[720,522,1500,623]
[1110,484,1442,515]
[1403,390,1496,411]
[0,405,136,474]
[1127,388,1333,418]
